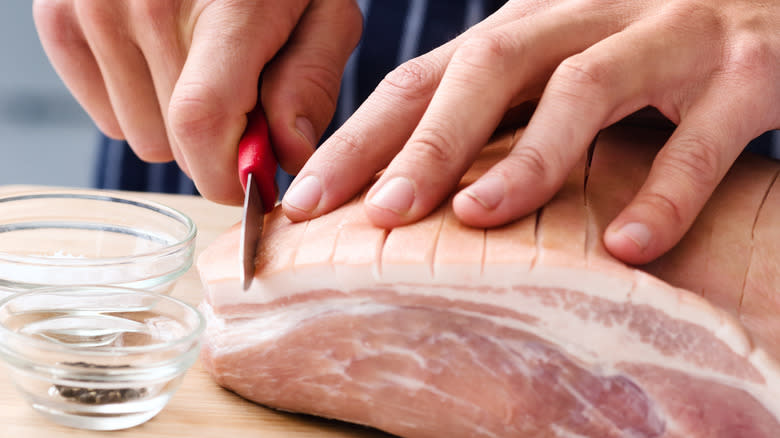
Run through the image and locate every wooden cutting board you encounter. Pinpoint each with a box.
[0,185,392,438]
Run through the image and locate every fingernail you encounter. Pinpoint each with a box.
[615,222,652,250]
[284,175,322,213]
[462,174,505,210]
[368,177,415,215]
[295,117,317,148]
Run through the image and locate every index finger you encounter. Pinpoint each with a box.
[362,7,615,228]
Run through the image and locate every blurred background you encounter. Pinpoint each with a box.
[0,3,96,188]
[0,4,776,192]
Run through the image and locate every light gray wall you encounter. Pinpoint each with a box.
[0,3,97,188]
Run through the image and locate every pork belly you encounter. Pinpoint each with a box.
[198,125,780,437]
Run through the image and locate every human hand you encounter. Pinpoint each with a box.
[282,0,780,265]
[33,0,362,204]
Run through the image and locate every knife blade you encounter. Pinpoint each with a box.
[238,106,278,291]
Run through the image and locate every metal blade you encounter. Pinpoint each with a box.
[239,172,264,291]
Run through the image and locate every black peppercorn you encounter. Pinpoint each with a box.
[52,362,148,405]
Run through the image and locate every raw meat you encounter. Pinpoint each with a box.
[197,124,780,438]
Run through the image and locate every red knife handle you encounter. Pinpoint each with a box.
[238,106,278,213]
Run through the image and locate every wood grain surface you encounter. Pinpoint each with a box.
[0,185,391,438]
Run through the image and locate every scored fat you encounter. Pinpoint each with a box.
[198,125,780,438]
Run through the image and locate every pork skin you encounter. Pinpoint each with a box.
[198,125,780,437]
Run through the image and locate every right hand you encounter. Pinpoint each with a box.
[33,0,363,204]
[281,0,780,267]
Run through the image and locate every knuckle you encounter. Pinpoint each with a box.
[258,13,302,51]
[33,0,72,37]
[167,82,227,143]
[128,0,175,22]
[379,56,440,103]
[661,134,722,189]
[294,62,341,111]
[408,125,458,165]
[127,1,186,47]
[328,129,367,157]
[727,37,775,78]
[72,1,117,34]
[451,31,513,73]
[315,0,363,49]
[507,146,550,183]
[659,1,716,28]
[554,54,613,96]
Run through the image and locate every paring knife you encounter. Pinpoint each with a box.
[238,106,278,291]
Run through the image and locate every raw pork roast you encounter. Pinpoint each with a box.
[198,125,780,438]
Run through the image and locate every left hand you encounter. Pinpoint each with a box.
[281,0,780,265]
[33,0,362,204]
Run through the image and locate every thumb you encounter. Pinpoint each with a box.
[168,0,310,204]
[261,0,363,174]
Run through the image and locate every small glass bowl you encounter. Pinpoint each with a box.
[0,190,196,297]
[0,287,204,430]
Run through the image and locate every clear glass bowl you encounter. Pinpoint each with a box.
[0,287,204,430]
[0,191,196,297]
